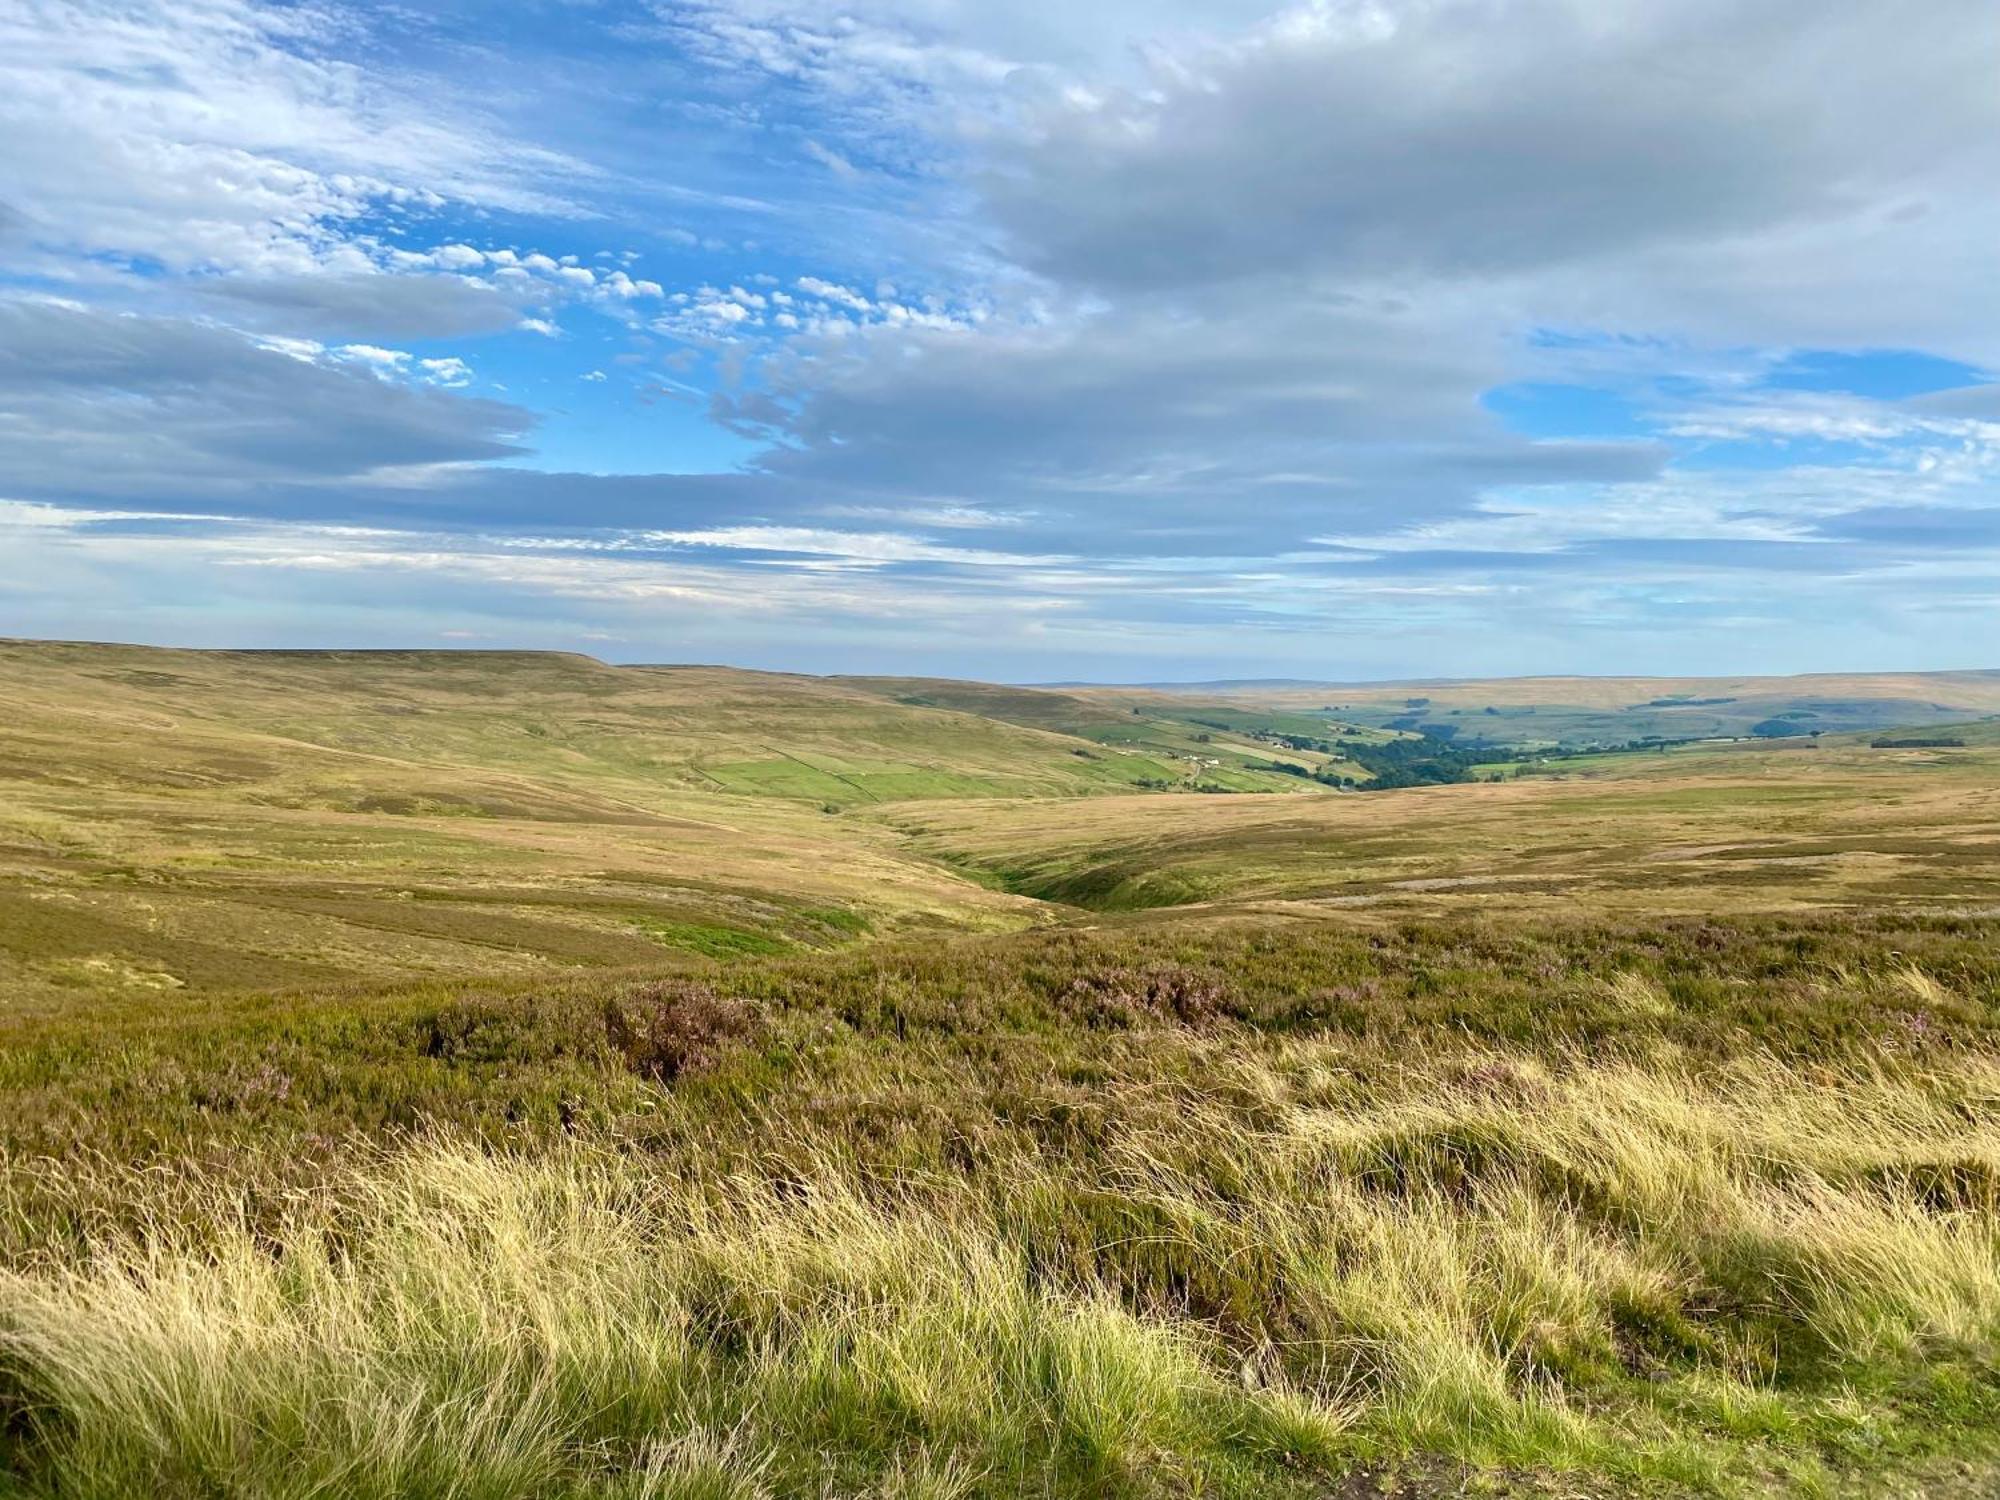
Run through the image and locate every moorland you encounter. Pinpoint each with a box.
[2,639,1999,1498]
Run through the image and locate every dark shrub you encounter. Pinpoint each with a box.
[602,981,758,1083]
[1058,963,1235,1029]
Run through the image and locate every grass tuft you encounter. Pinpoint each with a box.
[5,1040,2000,1496]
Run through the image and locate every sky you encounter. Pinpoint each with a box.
[2,0,1998,682]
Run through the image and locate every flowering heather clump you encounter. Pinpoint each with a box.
[601,980,759,1082]
[1059,963,1237,1028]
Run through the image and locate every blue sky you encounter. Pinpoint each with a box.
[2,0,1998,680]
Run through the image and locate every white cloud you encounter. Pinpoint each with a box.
[641,524,1070,567]
[255,334,327,362]
[419,356,474,387]
[0,0,584,278]
[334,343,411,371]
[802,139,859,178]
[0,499,235,529]
[797,276,872,312]
[599,272,664,300]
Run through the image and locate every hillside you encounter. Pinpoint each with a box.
[0,641,1234,807]
[7,641,1999,1010]
[838,674,1379,787]
[1,640,1210,1008]
[7,642,2000,1497]
[885,723,2000,913]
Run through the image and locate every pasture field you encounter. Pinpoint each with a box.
[3,642,2000,1498]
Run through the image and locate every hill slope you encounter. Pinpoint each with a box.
[2,641,1213,1006]
[886,724,2000,914]
[837,674,1372,788]
[0,641,1234,808]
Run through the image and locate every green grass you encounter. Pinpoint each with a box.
[632,918,795,959]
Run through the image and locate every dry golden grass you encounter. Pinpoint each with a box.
[6,643,1997,1007]
[0,642,1121,1007]
[4,1049,1998,1497]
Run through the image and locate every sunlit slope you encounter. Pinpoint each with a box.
[838,674,1369,787]
[8,641,1995,1006]
[4,642,1166,1006]
[885,727,2000,914]
[0,642,1222,809]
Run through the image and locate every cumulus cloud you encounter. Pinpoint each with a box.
[419,357,475,388]
[796,276,872,312]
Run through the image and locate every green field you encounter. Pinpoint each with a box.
[4,642,2000,1498]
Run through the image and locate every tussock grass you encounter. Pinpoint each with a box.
[5,1050,1999,1497]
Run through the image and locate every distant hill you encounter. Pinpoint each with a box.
[0,640,1207,808]
[1077,669,2000,701]
[1064,670,2000,748]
